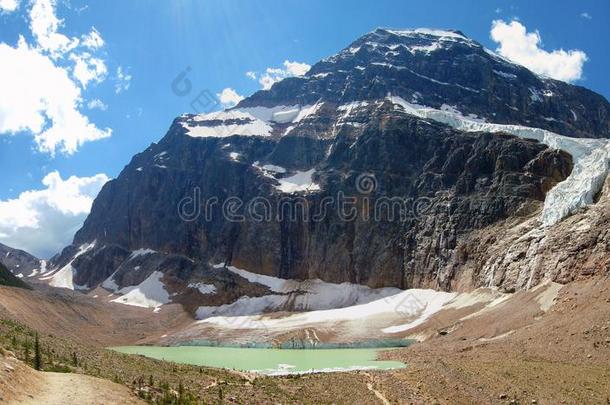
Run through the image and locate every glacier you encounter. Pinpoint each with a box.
[388,96,610,226]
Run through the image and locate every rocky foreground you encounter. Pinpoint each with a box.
[0,272,608,404]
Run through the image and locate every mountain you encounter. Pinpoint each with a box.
[0,243,42,278]
[0,262,31,289]
[42,28,610,315]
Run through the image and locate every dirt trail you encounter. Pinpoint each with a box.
[363,372,391,405]
[12,372,144,405]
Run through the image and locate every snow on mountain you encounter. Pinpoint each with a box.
[128,248,157,260]
[110,271,170,310]
[182,110,274,138]
[39,242,96,290]
[194,282,518,336]
[383,28,468,40]
[181,103,322,139]
[274,169,321,193]
[188,282,217,295]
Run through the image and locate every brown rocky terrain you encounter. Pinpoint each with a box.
[0,272,608,404]
[0,348,144,404]
[0,284,191,346]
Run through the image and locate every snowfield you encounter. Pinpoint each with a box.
[198,287,457,332]
[182,103,322,138]
[187,264,562,340]
[196,263,402,320]
[40,242,96,290]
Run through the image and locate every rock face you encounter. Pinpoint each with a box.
[0,262,31,289]
[46,28,610,306]
[0,243,41,278]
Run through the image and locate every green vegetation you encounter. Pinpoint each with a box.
[34,332,42,371]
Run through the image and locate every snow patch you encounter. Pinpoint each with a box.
[28,260,45,278]
[189,282,217,295]
[101,271,119,292]
[493,70,517,79]
[259,164,286,174]
[183,104,322,139]
[129,249,156,260]
[111,271,170,309]
[183,110,274,138]
[275,169,321,193]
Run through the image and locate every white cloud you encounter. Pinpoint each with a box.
[0,0,112,154]
[70,52,107,88]
[115,66,132,94]
[0,39,112,154]
[248,60,311,90]
[81,27,104,49]
[490,19,588,83]
[217,88,244,108]
[29,0,78,57]
[580,12,592,20]
[87,98,107,111]
[0,171,109,258]
[0,0,19,12]
[283,60,310,77]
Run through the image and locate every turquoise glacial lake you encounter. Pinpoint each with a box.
[111,346,406,375]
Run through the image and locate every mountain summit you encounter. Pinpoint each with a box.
[242,27,610,138]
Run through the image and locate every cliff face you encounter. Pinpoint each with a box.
[46,28,610,305]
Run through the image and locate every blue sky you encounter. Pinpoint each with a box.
[0,0,608,257]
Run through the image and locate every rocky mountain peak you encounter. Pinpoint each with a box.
[348,27,474,51]
[239,27,609,139]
